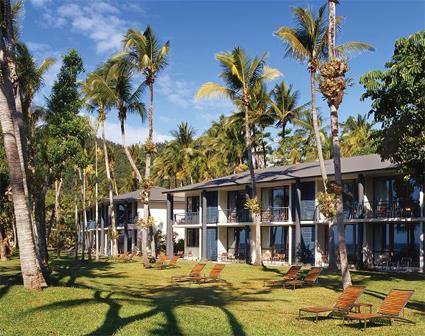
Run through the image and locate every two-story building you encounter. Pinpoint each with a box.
[81,186,185,255]
[164,154,424,271]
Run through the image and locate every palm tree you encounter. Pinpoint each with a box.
[341,114,375,156]
[322,0,372,288]
[269,80,309,143]
[123,25,169,262]
[275,4,372,268]
[83,68,120,256]
[0,30,46,288]
[196,47,281,264]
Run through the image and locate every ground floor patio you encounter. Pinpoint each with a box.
[176,221,424,272]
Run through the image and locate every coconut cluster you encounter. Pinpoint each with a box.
[319,59,348,109]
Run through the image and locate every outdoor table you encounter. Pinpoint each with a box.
[351,302,373,313]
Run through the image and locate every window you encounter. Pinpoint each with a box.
[300,182,315,221]
[261,187,289,208]
[187,196,200,212]
[187,228,199,247]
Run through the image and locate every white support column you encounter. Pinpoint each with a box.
[288,225,293,265]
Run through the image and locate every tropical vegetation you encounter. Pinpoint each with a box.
[0,0,422,300]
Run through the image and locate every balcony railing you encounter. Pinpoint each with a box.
[175,211,200,225]
[301,200,317,221]
[343,200,421,220]
[207,208,219,224]
[261,207,290,222]
[224,208,252,223]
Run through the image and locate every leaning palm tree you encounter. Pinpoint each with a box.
[196,47,281,265]
[123,26,169,262]
[83,67,120,256]
[0,29,46,289]
[275,4,373,268]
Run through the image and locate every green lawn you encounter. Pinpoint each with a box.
[1,256,424,336]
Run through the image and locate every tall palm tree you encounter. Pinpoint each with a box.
[123,26,169,262]
[197,47,281,264]
[322,0,372,288]
[0,29,46,288]
[275,4,372,267]
[83,67,120,256]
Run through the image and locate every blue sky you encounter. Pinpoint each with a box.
[24,0,424,144]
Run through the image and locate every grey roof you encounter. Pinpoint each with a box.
[112,186,184,203]
[166,154,396,194]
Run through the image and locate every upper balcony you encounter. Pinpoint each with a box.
[343,200,422,220]
[261,207,290,222]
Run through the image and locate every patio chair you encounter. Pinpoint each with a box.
[263,265,302,287]
[343,289,415,329]
[164,255,180,268]
[192,263,226,283]
[284,267,322,289]
[171,262,207,283]
[298,285,366,322]
[144,255,167,268]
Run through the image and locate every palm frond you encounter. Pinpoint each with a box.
[336,41,375,57]
[196,82,232,100]
[275,26,309,61]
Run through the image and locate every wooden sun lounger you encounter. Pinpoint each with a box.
[144,255,167,268]
[164,255,180,268]
[299,285,366,322]
[284,267,322,289]
[192,264,226,283]
[263,265,302,287]
[171,262,207,283]
[343,289,415,329]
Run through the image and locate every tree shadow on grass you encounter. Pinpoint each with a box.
[24,257,280,336]
[0,263,22,299]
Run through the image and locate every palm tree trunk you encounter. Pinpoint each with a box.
[310,69,328,189]
[95,140,99,261]
[142,81,154,264]
[74,192,79,260]
[0,79,46,290]
[81,168,88,261]
[243,102,261,265]
[120,117,143,183]
[310,67,336,269]
[55,179,62,259]
[34,187,48,268]
[328,0,351,288]
[102,120,118,256]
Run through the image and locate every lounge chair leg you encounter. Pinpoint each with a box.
[315,313,318,323]
[363,320,367,330]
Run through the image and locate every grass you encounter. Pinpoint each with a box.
[1,255,424,336]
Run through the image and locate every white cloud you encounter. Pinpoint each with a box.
[99,120,172,145]
[37,1,132,53]
[29,0,51,7]
[157,73,193,108]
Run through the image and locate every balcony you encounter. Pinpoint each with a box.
[224,208,252,223]
[175,211,200,225]
[343,200,421,220]
[261,207,290,222]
